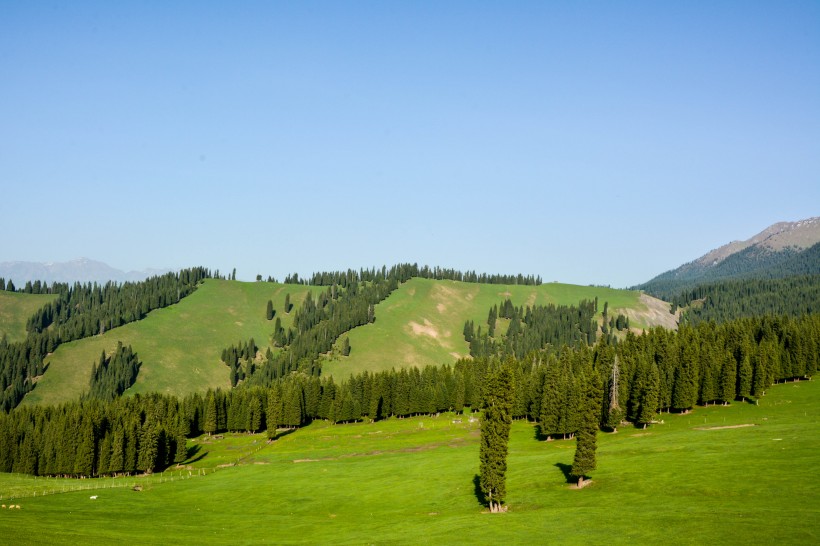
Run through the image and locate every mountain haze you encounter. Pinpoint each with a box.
[0,258,170,285]
[638,217,820,298]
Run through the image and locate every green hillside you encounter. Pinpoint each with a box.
[323,278,647,378]
[23,280,324,406]
[20,277,661,405]
[2,376,817,543]
[0,291,57,343]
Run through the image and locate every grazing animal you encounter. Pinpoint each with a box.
[1,504,6,509]
[90,495,98,500]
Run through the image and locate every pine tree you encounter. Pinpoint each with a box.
[479,358,515,513]
[204,392,217,436]
[571,365,602,486]
[266,300,274,321]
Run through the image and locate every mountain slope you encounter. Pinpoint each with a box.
[22,279,324,406]
[19,277,667,405]
[0,258,170,285]
[638,217,820,298]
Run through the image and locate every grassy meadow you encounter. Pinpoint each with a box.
[2,377,817,544]
[23,280,326,406]
[0,291,57,343]
[324,278,643,378]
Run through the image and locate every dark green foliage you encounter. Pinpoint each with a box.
[266,300,274,320]
[292,264,542,287]
[673,275,820,325]
[571,360,602,483]
[85,342,141,401]
[468,299,598,360]
[480,359,515,512]
[220,339,257,387]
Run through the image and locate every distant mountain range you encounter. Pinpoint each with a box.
[637,217,820,298]
[0,258,171,285]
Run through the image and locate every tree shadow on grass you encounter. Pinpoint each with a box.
[554,462,573,484]
[269,427,298,441]
[473,474,486,507]
[184,445,207,464]
[533,424,550,441]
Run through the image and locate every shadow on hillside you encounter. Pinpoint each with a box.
[472,474,485,506]
[270,427,298,441]
[184,445,207,464]
[554,462,573,484]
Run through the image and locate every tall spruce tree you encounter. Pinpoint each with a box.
[571,365,602,486]
[479,358,515,513]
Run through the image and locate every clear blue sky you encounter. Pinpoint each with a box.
[2,1,818,287]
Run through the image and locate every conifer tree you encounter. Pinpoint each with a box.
[204,392,217,436]
[571,365,602,486]
[266,300,274,320]
[479,358,515,513]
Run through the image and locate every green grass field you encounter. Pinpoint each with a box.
[0,291,57,343]
[3,377,816,544]
[324,278,644,378]
[23,280,325,406]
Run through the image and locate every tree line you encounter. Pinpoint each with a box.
[2,312,815,478]
[671,275,820,325]
[0,268,212,411]
[282,264,542,287]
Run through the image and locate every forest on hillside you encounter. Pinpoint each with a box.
[1,313,816,477]
[639,241,820,299]
[0,267,212,410]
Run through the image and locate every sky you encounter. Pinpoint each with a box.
[1,1,818,287]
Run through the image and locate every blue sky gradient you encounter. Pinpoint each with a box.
[2,1,818,286]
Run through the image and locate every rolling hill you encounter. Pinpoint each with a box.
[16,277,669,405]
[638,217,820,298]
[22,280,326,406]
[324,277,666,378]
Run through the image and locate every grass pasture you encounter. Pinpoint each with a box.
[0,291,57,343]
[23,280,325,405]
[324,278,643,378]
[2,378,817,544]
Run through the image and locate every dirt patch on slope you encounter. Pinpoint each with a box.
[614,293,679,331]
[409,319,439,339]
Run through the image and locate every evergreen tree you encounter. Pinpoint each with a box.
[266,300,274,321]
[479,359,515,513]
[571,365,602,486]
[204,392,217,436]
